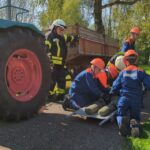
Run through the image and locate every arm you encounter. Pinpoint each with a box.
[64,34,79,43]
[121,42,130,52]
[110,72,123,94]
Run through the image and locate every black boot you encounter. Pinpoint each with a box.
[47,94,57,102]
[130,119,140,137]
[55,94,65,103]
[62,94,71,110]
[119,117,130,136]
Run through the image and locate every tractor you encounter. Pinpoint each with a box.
[0,0,119,120]
[0,0,50,120]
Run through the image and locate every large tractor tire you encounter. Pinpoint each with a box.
[0,27,50,120]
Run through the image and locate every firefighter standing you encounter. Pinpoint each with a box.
[45,19,77,101]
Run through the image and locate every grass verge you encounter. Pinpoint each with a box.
[124,119,150,150]
[140,65,150,75]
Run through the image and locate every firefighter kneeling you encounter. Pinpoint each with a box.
[84,64,119,116]
[63,58,119,111]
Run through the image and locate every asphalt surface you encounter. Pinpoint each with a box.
[0,91,150,150]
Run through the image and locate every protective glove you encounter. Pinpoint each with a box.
[72,34,79,41]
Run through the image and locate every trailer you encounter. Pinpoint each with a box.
[65,25,119,76]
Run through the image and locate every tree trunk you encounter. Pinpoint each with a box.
[108,6,112,36]
[93,0,139,34]
[94,0,105,34]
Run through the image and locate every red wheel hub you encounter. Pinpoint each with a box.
[5,49,42,102]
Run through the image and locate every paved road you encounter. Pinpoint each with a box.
[0,91,149,150]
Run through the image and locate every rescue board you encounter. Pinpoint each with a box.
[67,108,116,126]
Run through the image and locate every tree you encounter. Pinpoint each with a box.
[0,0,45,24]
[112,0,150,64]
[39,0,88,30]
[62,0,87,26]
[93,0,140,33]
[39,0,63,28]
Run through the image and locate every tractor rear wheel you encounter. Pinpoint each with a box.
[0,27,50,120]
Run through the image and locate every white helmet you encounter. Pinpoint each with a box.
[50,19,67,30]
[115,55,126,71]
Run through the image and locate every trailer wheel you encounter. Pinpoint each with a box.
[0,27,50,120]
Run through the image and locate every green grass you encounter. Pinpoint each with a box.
[125,119,150,150]
[140,65,150,75]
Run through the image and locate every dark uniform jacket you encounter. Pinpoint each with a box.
[45,32,75,65]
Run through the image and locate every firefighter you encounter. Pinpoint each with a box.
[107,28,141,78]
[63,58,119,110]
[108,27,140,71]
[110,50,150,137]
[84,64,119,115]
[68,58,106,110]
[121,27,140,52]
[45,19,78,102]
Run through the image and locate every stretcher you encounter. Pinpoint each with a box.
[67,108,117,126]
